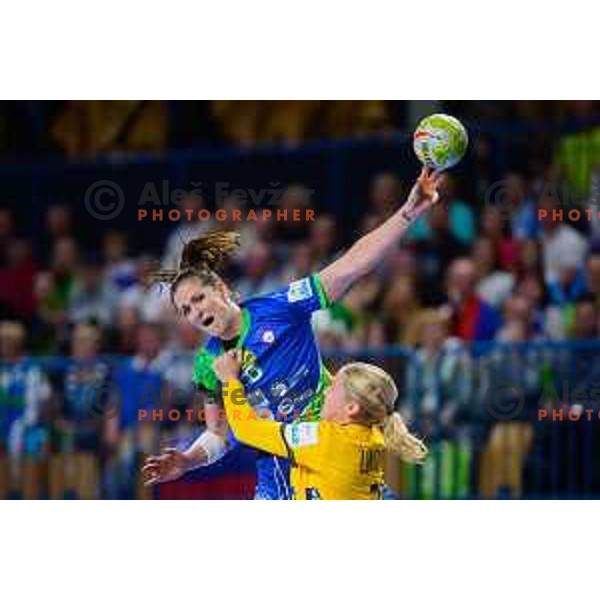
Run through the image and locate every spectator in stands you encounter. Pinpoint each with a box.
[414,203,468,306]
[39,204,86,267]
[105,322,165,499]
[33,270,67,353]
[514,239,544,281]
[102,230,137,296]
[473,236,515,309]
[480,205,519,271]
[584,253,600,307]
[383,247,418,282]
[119,256,172,323]
[562,297,600,419]
[235,241,282,298]
[44,204,74,246]
[0,206,15,268]
[507,173,541,241]
[159,320,204,442]
[332,273,384,350]
[50,323,108,499]
[380,275,423,346]
[409,173,476,247]
[404,309,472,438]
[572,296,599,340]
[162,320,203,397]
[0,238,37,319]
[49,236,79,315]
[274,183,313,244]
[308,214,338,269]
[445,257,501,341]
[479,318,538,498]
[68,256,117,326]
[279,244,314,283]
[516,272,547,309]
[368,173,402,224]
[547,262,588,306]
[0,321,51,499]
[106,305,140,355]
[539,194,588,286]
[496,295,543,341]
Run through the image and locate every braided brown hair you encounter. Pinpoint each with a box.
[151,231,241,303]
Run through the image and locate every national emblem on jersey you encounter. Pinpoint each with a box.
[284,421,319,448]
[287,278,313,303]
[261,330,275,344]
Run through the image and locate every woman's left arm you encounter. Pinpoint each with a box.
[319,167,440,302]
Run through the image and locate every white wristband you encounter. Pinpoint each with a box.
[198,430,228,465]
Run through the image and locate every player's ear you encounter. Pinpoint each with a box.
[345,400,362,420]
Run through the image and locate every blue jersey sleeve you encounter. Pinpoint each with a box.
[265,273,331,321]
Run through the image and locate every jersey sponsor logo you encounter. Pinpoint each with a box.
[287,278,313,303]
[284,421,319,448]
[244,364,263,384]
[240,350,263,384]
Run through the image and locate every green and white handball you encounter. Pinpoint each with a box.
[413,114,468,171]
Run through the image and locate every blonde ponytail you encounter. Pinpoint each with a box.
[383,412,428,464]
[340,362,428,464]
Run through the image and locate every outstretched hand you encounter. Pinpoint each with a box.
[142,448,189,486]
[401,166,441,223]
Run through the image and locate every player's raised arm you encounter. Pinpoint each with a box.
[319,166,440,302]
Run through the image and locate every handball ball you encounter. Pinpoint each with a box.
[413,114,468,171]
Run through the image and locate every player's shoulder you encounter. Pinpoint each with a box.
[244,274,324,309]
[326,422,382,446]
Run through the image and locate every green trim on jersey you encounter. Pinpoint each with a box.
[299,362,332,422]
[192,348,218,392]
[312,273,331,310]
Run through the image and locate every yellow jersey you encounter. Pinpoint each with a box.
[223,379,386,499]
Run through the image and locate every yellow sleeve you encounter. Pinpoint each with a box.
[222,378,288,458]
[281,421,323,470]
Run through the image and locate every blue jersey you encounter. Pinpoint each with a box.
[192,273,331,499]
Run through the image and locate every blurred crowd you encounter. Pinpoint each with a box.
[2,100,600,158]
[2,100,600,498]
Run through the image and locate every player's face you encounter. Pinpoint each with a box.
[322,371,360,423]
[173,277,239,339]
